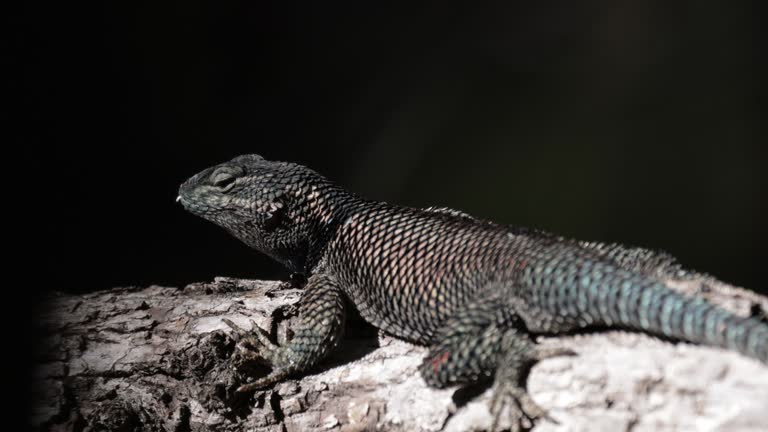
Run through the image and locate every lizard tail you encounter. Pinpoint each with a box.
[579,275,768,363]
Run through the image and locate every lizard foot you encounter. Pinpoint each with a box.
[489,380,554,432]
[490,344,574,432]
[221,274,348,393]
[222,318,293,392]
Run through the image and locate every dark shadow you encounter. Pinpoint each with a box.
[319,305,381,370]
[452,379,494,409]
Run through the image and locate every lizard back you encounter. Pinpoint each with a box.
[324,202,527,343]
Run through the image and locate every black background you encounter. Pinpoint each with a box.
[17,0,763,423]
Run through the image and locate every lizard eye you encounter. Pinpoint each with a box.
[211,167,241,190]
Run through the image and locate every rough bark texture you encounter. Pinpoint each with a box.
[34,275,768,432]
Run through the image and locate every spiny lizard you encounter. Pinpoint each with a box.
[178,154,767,431]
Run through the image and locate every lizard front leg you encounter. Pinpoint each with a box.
[227,272,346,392]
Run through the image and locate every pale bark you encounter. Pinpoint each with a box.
[34,275,768,431]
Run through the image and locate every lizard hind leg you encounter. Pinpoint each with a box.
[419,294,509,389]
[418,295,574,432]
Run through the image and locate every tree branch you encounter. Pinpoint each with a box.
[34,276,768,431]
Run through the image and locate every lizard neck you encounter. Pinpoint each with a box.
[303,192,367,274]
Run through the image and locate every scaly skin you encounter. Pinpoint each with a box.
[178,154,767,431]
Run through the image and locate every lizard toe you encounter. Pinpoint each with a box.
[236,369,294,393]
[489,381,554,432]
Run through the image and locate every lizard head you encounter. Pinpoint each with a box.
[178,154,349,273]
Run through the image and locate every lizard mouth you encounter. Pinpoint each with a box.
[176,186,207,216]
[176,194,195,211]
[175,189,191,209]
[176,182,234,225]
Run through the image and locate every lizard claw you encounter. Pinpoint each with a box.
[236,370,291,392]
[222,318,248,338]
[223,318,276,349]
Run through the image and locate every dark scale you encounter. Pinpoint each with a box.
[179,154,768,432]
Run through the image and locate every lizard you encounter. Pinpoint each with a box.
[177,154,767,431]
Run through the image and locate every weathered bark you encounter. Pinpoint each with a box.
[34,275,768,432]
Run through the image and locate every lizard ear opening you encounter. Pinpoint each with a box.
[264,202,288,232]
